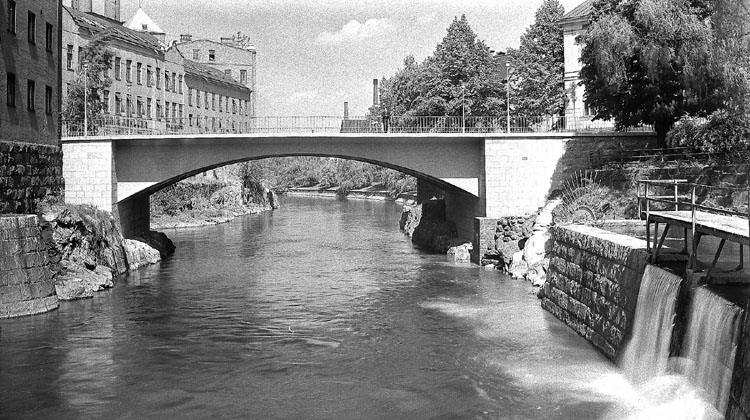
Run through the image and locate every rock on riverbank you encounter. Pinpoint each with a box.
[400,199,459,253]
[40,205,174,300]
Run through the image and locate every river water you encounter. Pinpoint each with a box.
[1,197,632,419]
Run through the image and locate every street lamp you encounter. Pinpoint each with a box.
[83,61,88,136]
[505,62,511,134]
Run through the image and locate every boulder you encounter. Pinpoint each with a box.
[54,263,113,300]
[123,239,162,270]
[132,231,176,258]
[495,241,521,272]
[509,251,528,279]
[525,258,550,287]
[447,243,472,264]
[523,229,552,267]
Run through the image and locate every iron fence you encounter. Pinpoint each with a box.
[61,115,654,137]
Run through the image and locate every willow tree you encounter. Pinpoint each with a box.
[580,0,722,146]
[507,0,566,117]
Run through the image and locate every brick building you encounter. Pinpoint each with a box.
[174,36,256,117]
[1,0,64,213]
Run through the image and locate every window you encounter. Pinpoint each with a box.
[45,22,53,52]
[27,80,35,111]
[204,92,208,109]
[212,93,215,110]
[137,96,143,117]
[179,104,183,120]
[125,60,132,83]
[224,69,231,78]
[156,100,162,119]
[114,57,121,80]
[146,66,152,87]
[126,94,131,116]
[232,99,236,114]
[136,63,142,84]
[66,45,74,70]
[7,1,16,34]
[189,114,193,127]
[102,90,109,113]
[240,70,247,84]
[195,89,200,107]
[178,75,183,93]
[165,102,170,121]
[188,88,192,106]
[156,67,161,89]
[192,49,199,60]
[27,11,35,43]
[45,85,52,114]
[218,95,223,112]
[147,98,152,118]
[208,50,215,61]
[171,71,176,91]
[104,59,110,78]
[114,93,122,114]
[6,72,15,106]
[164,71,169,91]
[172,103,176,119]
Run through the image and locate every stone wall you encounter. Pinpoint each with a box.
[0,141,64,214]
[541,224,648,359]
[472,215,535,264]
[0,215,58,318]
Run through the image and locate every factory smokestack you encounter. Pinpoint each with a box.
[343,102,349,119]
[372,79,379,106]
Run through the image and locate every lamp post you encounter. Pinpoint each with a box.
[461,84,466,133]
[505,62,511,134]
[83,61,88,136]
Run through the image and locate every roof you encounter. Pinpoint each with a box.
[183,59,251,92]
[176,38,256,52]
[560,0,594,24]
[124,8,164,34]
[64,6,163,53]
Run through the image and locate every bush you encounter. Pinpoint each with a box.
[667,111,750,153]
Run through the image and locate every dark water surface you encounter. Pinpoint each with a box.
[0,197,627,419]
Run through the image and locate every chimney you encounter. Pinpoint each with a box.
[221,37,235,47]
[343,102,349,119]
[180,34,193,43]
[372,79,379,106]
[104,0,120,21]
[76,0,92,13]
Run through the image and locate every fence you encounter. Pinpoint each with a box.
[61,115,654,137]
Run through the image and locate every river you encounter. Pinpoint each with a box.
[0,196,633,419]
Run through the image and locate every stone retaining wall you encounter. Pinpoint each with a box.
[0,215,58,318]
[0,141,64,214]
[541,225,648,359]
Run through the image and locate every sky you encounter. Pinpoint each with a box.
[116,0,585,117]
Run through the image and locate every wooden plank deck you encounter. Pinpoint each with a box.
[648,210,750,246]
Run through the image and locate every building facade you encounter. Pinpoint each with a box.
[560,0,612,129]
[60,3,255,134]
[174,37,256,117]
[0,0,64,214]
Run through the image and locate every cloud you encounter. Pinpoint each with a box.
[416,13,436,25]
[316,18,395,45]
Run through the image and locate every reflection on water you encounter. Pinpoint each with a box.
[2,197,629,419]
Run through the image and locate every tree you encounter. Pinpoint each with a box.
[376,15,505,118]
[62,34,114,130]
[580,0,722,146]
[232,31,254,49]
[507,0,566,117]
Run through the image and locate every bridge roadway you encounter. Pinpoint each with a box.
[62,131,655,249]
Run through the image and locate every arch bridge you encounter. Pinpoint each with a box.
[62,126,655,254]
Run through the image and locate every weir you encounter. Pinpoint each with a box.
[682,288,744,414]
[619,265,682,384]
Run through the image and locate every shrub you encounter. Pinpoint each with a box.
[667,111,750,153]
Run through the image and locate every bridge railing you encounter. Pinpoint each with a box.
[61,115,654,137]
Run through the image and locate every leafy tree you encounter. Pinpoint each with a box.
[507,0,566,117]
[376,15,505,118]
[62,34,114,129]
[580,0,722,146]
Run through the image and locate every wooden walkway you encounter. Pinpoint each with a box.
[639,180,750,281]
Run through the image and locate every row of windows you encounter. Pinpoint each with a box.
[186,114,248,132]
[187,88,248,116]
[65,47,185,94]
[5,0,55,52]
[6,72,54,114]
[102,90,186,120]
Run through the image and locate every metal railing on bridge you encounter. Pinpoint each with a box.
[61,115,654,137]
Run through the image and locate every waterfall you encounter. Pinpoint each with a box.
[681,287,743,414]
[619,265,682,384]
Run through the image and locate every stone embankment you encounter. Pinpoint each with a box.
[541,224,648,359]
